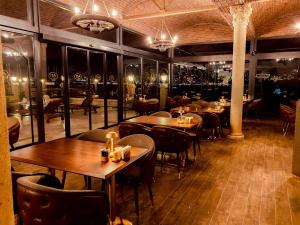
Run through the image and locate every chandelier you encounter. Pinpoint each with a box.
[147,19,178,52]
[71,0,119,34]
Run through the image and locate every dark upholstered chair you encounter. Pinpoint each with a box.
[184,113,203,159]
[44,100,64,123]
[280,104,296,136]
[201,112,222,141]
[246,98,262,118]
[116,134,156,217]
[119,122,151,139]
[70,96,96,115]
[17,175,109,225]
[8,117,20,150]
[150,111,172,118]
[151,126,192,176]
[62,129,108,189]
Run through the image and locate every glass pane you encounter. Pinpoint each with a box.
[159,62,169,110]
[123,56,141,119]
[107,53,118,126]
[90,51,105,129]
[143,59,158,99]
[68,48,89,135]
[0,0,28,21]
[256,58,300,113]
[42,43,65,141]
[2,31,38,148]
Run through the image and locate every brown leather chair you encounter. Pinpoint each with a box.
[246,98,262,118]
[119,122,151,138]
[280,104,296,136]
[150,111,172,118]
[70,96,95,115]
[62,129,108,188]
[116,134,156,218]
[201,112,222,141]
[8,117,20,150]
[184,113,203,159]
[44,100,64,123]
[151,126,192,176]
[17,175,109,225]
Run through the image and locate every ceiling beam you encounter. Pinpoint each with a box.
[123,6,217,21]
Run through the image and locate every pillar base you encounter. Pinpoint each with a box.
[227,132,244,140]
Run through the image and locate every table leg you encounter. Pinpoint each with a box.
[108,175,116,222]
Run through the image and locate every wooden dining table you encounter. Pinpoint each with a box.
[171,106,225,115]
[126,115,199,129]
[10,138,151,222]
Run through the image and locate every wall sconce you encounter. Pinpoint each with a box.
[161,74,168,83]
[128,75,134,82]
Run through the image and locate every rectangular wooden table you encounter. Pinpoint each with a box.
[10,138,150,221]
[126,115,199,129]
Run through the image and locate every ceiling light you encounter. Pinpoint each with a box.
[74,7,81,15]
[93,4,99,12]
[71,0,119,34]
[2,33,9,38]
[111,9,118,17]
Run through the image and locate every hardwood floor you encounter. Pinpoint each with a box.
[11,118,300,225]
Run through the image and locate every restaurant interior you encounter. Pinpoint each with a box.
[0,0,300,225]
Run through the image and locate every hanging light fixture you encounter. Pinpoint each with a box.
[147,0,177,52]
[147,19,178,52]
[71,0,119,34]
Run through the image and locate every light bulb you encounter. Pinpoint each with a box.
[22,52,28,56]
[74,7,81,15]
[2,33,9,39]
[161,34,166,40]
[296,22,300,30]
[147,36,152,44]
[93,4,99,12]
[111,9,118,17]
[11,77,17,81]
[172,35,178,43]
[22,77,28,82]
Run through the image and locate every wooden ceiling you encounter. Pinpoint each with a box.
[52,0,300,45]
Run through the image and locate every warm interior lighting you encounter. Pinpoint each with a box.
[10,76,17,82]
[2,33,9,38]
[93,4,99,12]
[128,75,134,82]
[94,78,99,83]
[22,77,28,82]
[161,33,166,40]
[111,9,118,17]
[74,7,81,15]
[147,36,153,44]
[161,74,168,83]
[295,22,300,30]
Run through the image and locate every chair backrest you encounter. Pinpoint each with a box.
[44,100,62,113]
[119,122,151,138]
[202,112,220,129]
[17,175,109,225]
[151,126,192,153]
[76,129,108,143]
[195,100,209,107]
[8,119,20,146]
[116,134,156,181]
[150,111,172,118]
[81,96,94,107]
[280,104,296,123]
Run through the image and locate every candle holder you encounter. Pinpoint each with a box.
[105,131,119,157]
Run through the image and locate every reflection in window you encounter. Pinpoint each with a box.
[123,56,141,119]
[255,58,300,113]
[42,43,65,141]
[143,59,158,99]
[172,62,249,100]
[2,31,38,148]
[107,53,118,126]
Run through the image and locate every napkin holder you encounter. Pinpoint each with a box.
[121,145,131,161]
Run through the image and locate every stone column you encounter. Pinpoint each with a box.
[292,100,300,176]
[0,32,15,225]
[228,4,252,140]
